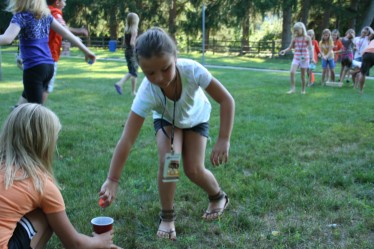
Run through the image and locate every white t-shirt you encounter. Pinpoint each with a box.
[131,58,213,128]
[353,36,370,59]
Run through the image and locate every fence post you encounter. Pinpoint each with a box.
[271,40,275,58]
[0,46,2,81]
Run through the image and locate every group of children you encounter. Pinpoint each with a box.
[280,22,374,94]
[0,0,235,248]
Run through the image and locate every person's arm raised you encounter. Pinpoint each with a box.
[0,23,20,45]
[50,18,95,63]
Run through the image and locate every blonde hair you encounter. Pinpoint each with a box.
[293,22,307,38]
[6,0,50,19]
[125,12,139,34]
[332,29,340,39]
[0,104,61,193]
[307,29,315,40]
[320,29,333,46]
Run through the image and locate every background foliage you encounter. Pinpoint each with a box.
[0,48,373,248]
[1,0,373,48]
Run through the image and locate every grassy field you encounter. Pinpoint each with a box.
[0,47,373,248]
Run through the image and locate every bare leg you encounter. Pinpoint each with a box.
[130,76,137,96]
[307,69,311,86]
[358,72,365,94]
[156,127,183,240]
[300,68,307,94]
[322,69,327,85]
[288,64,298,94]
[330,69,336,82]
[182,131,226,220]
[116,73,131,87]
[27,209,53,249]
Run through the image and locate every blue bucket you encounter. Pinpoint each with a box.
[108,40,117,52]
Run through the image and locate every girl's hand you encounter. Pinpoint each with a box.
[85,52,96,64]
[210,138,230,166]
[279,50,285,56]
[99,178,119,208]
[92,230,122,249]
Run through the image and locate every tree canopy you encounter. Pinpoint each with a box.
[0,0,373,46]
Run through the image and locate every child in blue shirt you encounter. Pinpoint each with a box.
[0,0,95,105]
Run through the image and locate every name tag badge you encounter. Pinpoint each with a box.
[162,152,181,182]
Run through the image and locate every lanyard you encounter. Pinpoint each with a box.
[160,74,178,153]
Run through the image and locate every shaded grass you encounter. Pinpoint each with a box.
[0,49,373,248]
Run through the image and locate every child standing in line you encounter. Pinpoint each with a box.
[307,29,321,87]
[46,0,89,100]
[99,27,234,241]
[0,104,118,248]
[332,29,343,63]
[319,29,335,84]
[353,26,373,62]
[114,12,139,96]
[0,0,95,106]
[339,29,355,82]
[280,22,313,94]
[357,33,374,94]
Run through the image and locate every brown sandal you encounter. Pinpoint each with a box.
[202,190,229,220]
[157,209,177,240]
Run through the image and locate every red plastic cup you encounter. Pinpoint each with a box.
[91,216,114,234]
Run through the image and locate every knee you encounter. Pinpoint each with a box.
[184,166,201,181]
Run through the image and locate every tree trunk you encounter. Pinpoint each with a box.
[109,6,117,40]
[241,8,250,55]
[300,0,310,25]
[168,0,177,42]
[204,28,210,50]
[361,0,374,29]
[281,4,292,50]
[348,0,359,30]
[321,5,331,34]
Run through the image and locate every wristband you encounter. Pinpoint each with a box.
[107,176,119,183]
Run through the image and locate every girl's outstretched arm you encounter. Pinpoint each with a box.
[205,77,235,166]
[99,111,145,207]
[0,23,20,45]
[46,211,118,249]
[280,38,295,55]
[50,18,95,63]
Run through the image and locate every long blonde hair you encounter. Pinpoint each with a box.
[6,0,50,19]
[125,12,139,34]
[320,29,334,46]
[293,22,308,38]
[0,104,61,193]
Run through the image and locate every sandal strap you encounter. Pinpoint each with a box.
[160,209,176,222]
[208,189,225,202]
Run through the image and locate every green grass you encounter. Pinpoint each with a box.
[0,48,373,248]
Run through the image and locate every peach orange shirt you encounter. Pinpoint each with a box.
[0,170,65,246]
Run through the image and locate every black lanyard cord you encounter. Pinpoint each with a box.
[160,73,178,152]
